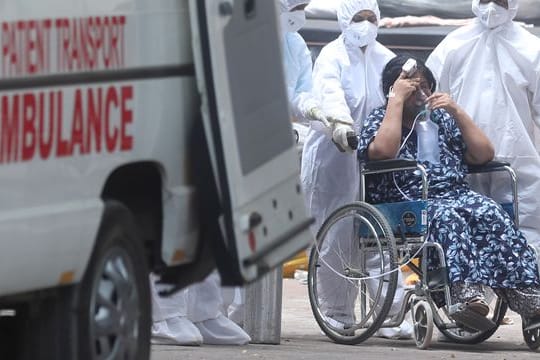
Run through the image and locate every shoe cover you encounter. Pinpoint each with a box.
[151,317,203,346]
[227,287,245,327]
[375,320,413,340]
[194,314,251,345]
[323,317,355,336]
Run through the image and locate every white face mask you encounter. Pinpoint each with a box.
[475,2,510,28]
[344,21,378,48]
[280,10,306,33]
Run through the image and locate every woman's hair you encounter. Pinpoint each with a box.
[381,55,437,100]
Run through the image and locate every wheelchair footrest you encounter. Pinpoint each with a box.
[448,303,496,332]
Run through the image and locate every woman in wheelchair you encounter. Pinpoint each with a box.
[357,55,540,321]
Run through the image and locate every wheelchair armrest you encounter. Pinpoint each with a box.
[467,160,511,174]
[467,160,519,226]
[363,159,418,173]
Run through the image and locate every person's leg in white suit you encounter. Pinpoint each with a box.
[221,286,245,327]
[150,273,203,346]
[316,217,358,327]
[364,254,413,339]
[318,223,412,339]
[187,271,251,345]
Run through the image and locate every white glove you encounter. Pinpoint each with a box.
[327,116,353,127]
[306,107,331,128]
[332,124,357,153]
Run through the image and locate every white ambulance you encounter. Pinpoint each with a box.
[0,0,312,359]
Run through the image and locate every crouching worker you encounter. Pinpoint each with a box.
[357,55,540,322]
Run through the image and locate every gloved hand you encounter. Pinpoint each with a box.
[306,107,331,128]
[332,124,358,153]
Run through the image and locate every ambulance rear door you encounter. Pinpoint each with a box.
[189,0,313,283]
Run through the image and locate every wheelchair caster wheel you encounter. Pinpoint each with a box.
[412,300,433,349]
[523,316,540,351]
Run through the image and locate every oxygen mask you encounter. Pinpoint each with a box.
[415,89,428,108]
[414,89,430,120]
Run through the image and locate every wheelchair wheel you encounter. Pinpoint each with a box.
[308,202,398,345]
[412,300,433,350]
[522,316,540,351]
[435,296,507,344]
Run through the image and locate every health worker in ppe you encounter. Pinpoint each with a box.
[150,271,250,346]
[301,0,412,339]
[278,0,341,149]
[426,0,540,250]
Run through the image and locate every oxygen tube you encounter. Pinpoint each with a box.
[394,90,436,201]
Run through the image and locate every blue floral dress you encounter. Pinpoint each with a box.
[358,106,539,289]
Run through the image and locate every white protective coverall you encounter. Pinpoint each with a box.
[150,271,250,345]
[279,0,327,149]
[426,0,540,249]
[280,0,318,122]
[301,0,411,339]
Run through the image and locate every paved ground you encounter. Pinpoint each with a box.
[151,278,538,360]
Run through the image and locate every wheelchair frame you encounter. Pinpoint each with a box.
[308,159,540,350]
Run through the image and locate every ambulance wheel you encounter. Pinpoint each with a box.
[412,300,433,349]
[76,201,151,360]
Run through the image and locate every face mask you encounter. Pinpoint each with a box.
[344,21,378,48]
[280,11,306,33]
[476,2,510,28]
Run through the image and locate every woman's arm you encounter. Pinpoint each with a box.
[427,92,494,165]
[368,74,419,160]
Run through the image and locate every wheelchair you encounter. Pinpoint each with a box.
[307,159,540,350]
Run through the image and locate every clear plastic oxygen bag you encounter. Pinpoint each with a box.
[415,111,440,164]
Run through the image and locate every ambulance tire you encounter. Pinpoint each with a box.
[75,201,151,360]
[16,202,150,360]
[66,202,151,360]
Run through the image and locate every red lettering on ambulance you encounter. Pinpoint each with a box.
[104,86,119,152]
[87,87,102,153]
[39,92,56,159]
[120,86,133,151]
[55,91,71,158]
[2,22,17,76]
[22,93,36,161]
[71,89,85,154]
[57,18,71,72]
[1,95,20,163]
[56,16,126,73]
[0,85,133,163]
[1,20,52,77]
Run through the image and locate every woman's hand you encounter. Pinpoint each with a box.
[390,72,420,102]
[426,92,494,165]
[426,92,459,117]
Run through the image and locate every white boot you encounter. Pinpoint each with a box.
[375,320,413,340]
[194,314,251,345]
[150,273,202,346]
[151,317,203,346]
